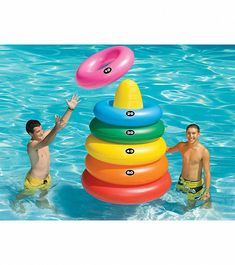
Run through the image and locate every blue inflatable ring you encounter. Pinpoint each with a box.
[93,97,162,127]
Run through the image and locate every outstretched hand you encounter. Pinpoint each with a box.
[66,95,79,110]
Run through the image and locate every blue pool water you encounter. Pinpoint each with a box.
[0,45,234,220]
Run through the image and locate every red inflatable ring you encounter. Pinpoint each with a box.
[76,46,134,89]
[82,170,172,204]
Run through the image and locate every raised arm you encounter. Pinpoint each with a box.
[60,95,79,126]
[167,142,183,153]
[28,95,79,151]
[28,115,66,150]
[201,148,211,200]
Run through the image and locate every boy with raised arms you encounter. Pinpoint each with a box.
[12,95,79,212]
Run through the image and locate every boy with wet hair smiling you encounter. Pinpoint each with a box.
[167,124,211,205]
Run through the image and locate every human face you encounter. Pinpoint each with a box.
[31,126,44,141]
[186,127,200,144]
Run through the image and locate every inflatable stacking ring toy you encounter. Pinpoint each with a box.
[85,154,168,185]
[76,46,134,89]
[89,118,165,144]
[85,135,167,165]
[82,170,172,204]
[94,98,162,127]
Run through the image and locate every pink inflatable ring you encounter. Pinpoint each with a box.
[75,46,134,89]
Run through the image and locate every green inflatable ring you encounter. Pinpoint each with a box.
[89,118,165,144]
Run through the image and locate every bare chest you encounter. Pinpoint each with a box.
[182,148,202,165]
[29,146,50,163]
[38,147,50,160]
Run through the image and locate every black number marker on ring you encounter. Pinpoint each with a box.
[125,148,135,154]
[125,170,135,176]
[103,67,112,74]
[126,111,135,116]
[126,129,135,135]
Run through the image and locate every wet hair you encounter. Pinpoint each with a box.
[26,120,41,134]
[186,123,200,132]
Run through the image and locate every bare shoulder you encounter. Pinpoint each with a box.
[27,140,40,151]
[177,141,186,150]
[201,144,210,158]
[167,141,187,153]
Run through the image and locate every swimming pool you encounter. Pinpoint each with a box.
[0,45,234,220]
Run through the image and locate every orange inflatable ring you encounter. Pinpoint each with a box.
[85,154,168,185]
[81,170,172,204]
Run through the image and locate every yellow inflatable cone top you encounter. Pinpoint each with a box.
[113,79,143,109]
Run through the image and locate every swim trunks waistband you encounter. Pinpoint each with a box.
[176,175,205,200]
[24,173,52,191]
[178,175,203,188]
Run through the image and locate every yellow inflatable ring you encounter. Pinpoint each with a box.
[85,135,167,165]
